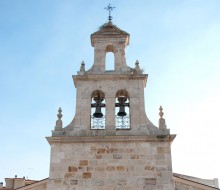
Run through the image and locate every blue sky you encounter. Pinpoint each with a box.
[0,0,220,184]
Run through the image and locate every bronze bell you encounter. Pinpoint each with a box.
[117,96,127,117]
[93,106,103,118]
[92,97,104,118]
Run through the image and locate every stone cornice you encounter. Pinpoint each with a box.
[73,74,148,87]
[46,134,176,145]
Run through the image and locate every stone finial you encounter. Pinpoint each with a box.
[55,107,63,131]
[78,61,85,75]
[80,61,85,71]
[159,106,164,118]
[133,60,143,74]
[135,60,140,69]
[158,106,167,131]
[57,107,62,119]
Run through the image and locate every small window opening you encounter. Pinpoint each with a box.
[105,51,115,71]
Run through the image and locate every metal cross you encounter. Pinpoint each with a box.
[104,3,115,21]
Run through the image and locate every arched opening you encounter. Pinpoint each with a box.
[115,89,130,129]
[91,90,106,129]
[105,45,115,71]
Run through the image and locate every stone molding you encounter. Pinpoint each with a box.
[73,73,148,87]
[46,134,176,145]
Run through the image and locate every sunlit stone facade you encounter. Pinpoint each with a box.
[46,21,175,190]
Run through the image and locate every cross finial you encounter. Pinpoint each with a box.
[104,3,115,22]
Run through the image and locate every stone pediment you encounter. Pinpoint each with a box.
[91,21,129,37]
[91,22,130,49]
[92,30,128,36]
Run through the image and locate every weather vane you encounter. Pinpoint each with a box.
[104,3,115,22]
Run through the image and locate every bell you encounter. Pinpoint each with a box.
[92,97,104,118]
[93,106,103,118]
[117,106,127,117]
[117,96,127,117]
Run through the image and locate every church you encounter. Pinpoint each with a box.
[1,7,219,190]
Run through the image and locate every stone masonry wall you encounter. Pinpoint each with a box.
[68,76,151,132]
[47,140,174,190]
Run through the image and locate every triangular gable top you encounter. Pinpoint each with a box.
[91,21,130,47]
[91,21,129,36]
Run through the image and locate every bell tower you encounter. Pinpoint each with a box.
[46,8,176,190]
[90,20,129,73]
